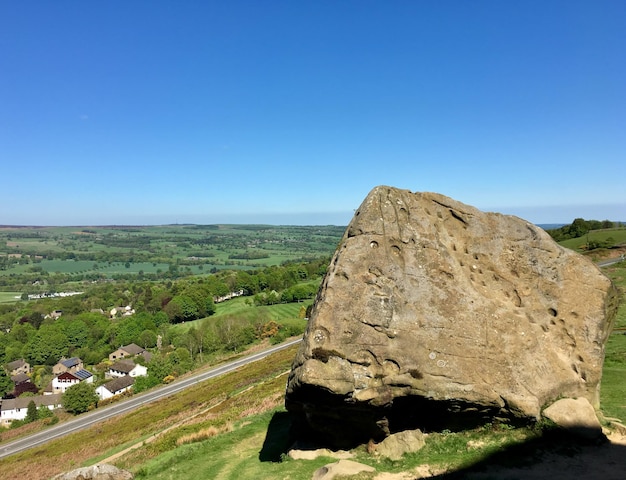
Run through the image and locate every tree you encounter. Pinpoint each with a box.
[164,295,199,323]
[63,382,98,414]
[38,404,54,419]
[0,368,12,398]
[26,400,38,423]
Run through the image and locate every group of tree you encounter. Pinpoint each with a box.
[0,258,327,395]
[547,218,621,242]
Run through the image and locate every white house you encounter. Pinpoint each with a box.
[0,394,63,426]
[96,375,135,400]
[51,369,93,394]
[106,360,147,379]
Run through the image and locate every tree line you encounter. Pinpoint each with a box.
[546,218,622,242]
[0,258,327,397]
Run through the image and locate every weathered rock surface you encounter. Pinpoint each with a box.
[286,186,618,447]
[50,464,133,480]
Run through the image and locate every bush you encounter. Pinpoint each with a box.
[63,382,99,414]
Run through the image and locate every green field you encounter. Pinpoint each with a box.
[0,225,344,290]
[170,296,312,334]
[0,291,20,303]
[558,227,626,252]
[600,259,626,423]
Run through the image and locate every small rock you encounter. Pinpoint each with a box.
[288,447,354,460]
[374,429,426,460]
[542,397,604,441]
[312,459,375,480]
[49,464,133,480]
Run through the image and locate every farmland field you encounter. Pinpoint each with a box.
[0,292,20,303]
[558,227,626,252]
[0,224,345,290]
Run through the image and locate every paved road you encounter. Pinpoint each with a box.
[0,338,302,460]
[598,256,625,268]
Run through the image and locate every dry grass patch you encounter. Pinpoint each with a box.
[176,423,234,446]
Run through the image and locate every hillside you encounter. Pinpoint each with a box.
[1,233,624,479]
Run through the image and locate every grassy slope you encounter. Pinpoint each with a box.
[0,292,20,303]
[170,296,312,334]
[0,345,299,480]
[2,264,624,480]
[558,228,626,252]
[127,262,626,479]
[600,260,626,423]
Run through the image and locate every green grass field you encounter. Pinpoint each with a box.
[170,297,311,334]
[600,260,626,423]
[558,228,626,252]
[0,225,342,285]
[0,291,20,303]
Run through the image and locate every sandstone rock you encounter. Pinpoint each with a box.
[312,459,375,480]
[286,186,619,447]
[374,428,425,460]
[542,397,604,441]
[288,447,354,460]
[50,464,133,480]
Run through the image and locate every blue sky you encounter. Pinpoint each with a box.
[1,1,624,226]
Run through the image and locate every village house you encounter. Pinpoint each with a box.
[109,305,135,318]
[106,360,147,379]
[50,369,93,394]
[52,357,84,376]
[0,394,62,426]
[6,359,31,376]
[96,375,135,400]
[45,310,63,320]
[109,343,152,362]
[11,372,31,386]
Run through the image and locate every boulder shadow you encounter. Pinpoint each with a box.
[429,427,626,479]
[260,414,626,479]
[259,411,295,462]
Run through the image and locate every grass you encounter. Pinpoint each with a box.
[170,297,311,334]
[558,227,626,252]
[599,260,626,423]
[0,224,343,282]
[0,291,20,303]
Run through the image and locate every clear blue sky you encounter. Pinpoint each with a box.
[1,1,624,226]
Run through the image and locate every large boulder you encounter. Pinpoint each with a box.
[285,186,619,447]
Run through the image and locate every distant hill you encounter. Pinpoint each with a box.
[537,224,567,231]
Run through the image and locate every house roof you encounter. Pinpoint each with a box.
[103,375,135,394]
[6,359,27,371]
[110,360,136,374]
[120,343,145,355]
[11,373,30,384]
[73,369,93,380]
[1,393,62,412]
[60,357,82,368]
[57,372,79,381]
